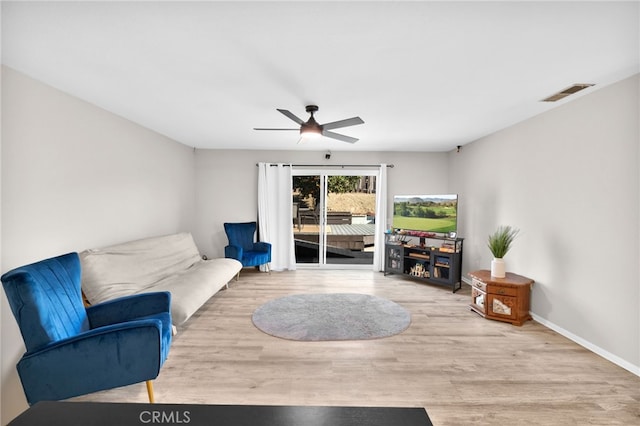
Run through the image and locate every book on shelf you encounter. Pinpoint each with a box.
[439,242,456,253]
[408,253,430,260]
[434,256,450,267]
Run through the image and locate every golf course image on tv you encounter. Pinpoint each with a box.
[392,194,458,234]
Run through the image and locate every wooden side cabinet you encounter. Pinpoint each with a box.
[468,270,534,326]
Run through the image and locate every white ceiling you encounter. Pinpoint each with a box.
[2,1,639,152]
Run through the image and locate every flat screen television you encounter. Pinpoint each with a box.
[392,194,458,235]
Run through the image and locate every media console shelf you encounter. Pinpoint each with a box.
[384,234,463,293]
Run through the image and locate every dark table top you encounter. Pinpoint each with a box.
[9,402,433,426]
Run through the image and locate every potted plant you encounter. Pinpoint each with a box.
[487,225,519,278]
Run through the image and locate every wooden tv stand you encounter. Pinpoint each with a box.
[384,236,463,293]
[468,270,534,326]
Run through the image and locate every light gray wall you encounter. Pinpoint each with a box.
[193,149,450,258]
[1,67,196,423]
[449,74,639,373]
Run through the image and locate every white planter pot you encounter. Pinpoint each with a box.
[491,258,506,278]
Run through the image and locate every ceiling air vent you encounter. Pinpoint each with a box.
[541,83,594,102]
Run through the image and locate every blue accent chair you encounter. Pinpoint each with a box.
[224,222,271,273]
[1,252,172,405]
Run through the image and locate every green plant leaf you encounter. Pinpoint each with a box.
[487,225,519,258]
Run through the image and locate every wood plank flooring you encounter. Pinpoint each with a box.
[72,269,640,425]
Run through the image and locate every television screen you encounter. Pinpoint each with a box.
[392,194,458,234]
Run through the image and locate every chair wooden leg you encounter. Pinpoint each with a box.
[235,271,240,281]
[146,380,155,403]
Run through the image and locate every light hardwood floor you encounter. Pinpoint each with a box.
[73,269,640,425]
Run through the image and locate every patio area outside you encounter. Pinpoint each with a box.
[293,192,376,264]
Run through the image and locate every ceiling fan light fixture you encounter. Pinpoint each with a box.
[301,131,322,139]
[300,124,322,138]
[300,106,323,138]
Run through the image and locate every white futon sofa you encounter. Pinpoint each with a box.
[80,232,242,326]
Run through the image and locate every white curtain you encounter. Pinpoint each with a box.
[373,164,388,271]
[257,163,296,271]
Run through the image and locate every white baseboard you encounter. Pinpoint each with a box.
[530,313,639,377]
[460,276,639,377]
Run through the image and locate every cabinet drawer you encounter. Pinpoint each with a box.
[487,294,517,320]
[487,285,517,297]
[471,278,486,291]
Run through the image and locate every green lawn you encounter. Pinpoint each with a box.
[393,215,456,233]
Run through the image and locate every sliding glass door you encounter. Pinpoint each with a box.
[292,173,322,265]
[292,168,378,268]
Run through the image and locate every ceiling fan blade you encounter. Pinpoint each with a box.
[322,130,359,144]
[321,116,364,131]
[277,109,305,125]
[253,128,299,131]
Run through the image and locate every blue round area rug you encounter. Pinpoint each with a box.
[251,293,411,341]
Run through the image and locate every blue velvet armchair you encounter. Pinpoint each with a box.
[1,252,172,405]
[224,222,271,273]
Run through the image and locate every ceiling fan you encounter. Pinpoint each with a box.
[254,105,364,144]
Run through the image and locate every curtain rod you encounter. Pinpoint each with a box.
[256,163,394,168]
